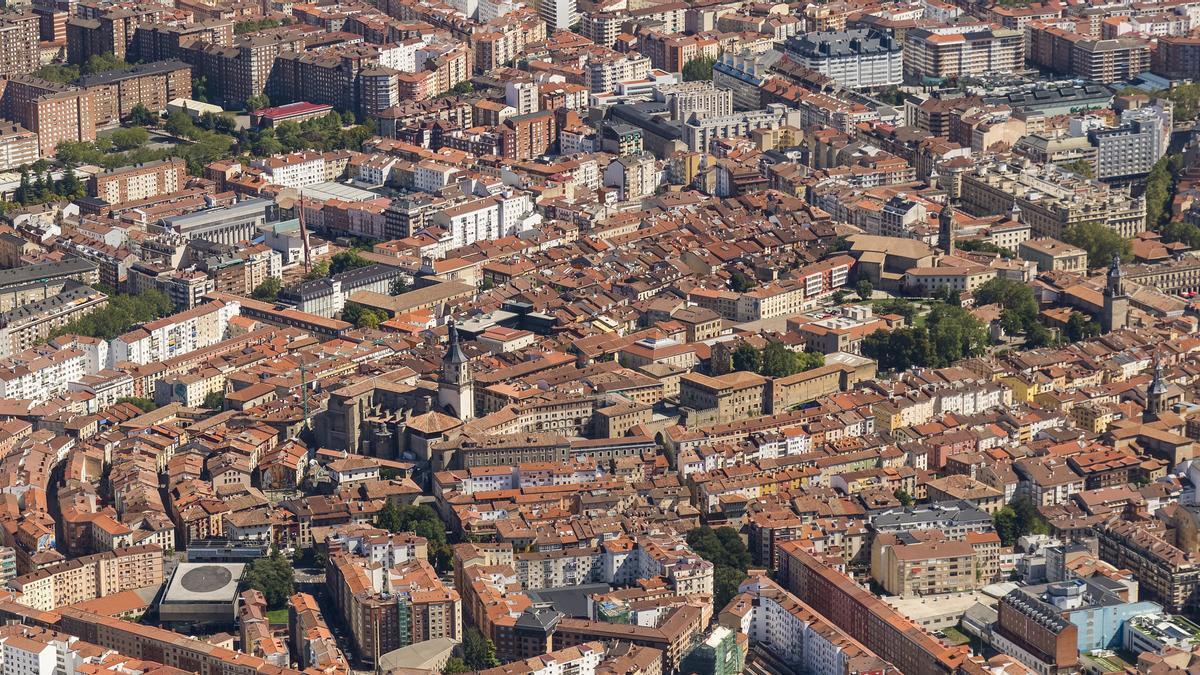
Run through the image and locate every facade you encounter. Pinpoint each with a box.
[0,122,38,171]
[0,76,96,156]
[89,158,187,204]
[10,545,163,612]
[78,60,191,126]
[0,13,39,78]
[782,29,902,88]
[109,299,239,367]
[1088,105,1170,181]
[904,26,1023,81]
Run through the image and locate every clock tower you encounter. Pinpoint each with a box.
[438,320,474,420]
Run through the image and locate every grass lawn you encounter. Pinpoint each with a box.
[940,627,971,646]
[266,609,289,624]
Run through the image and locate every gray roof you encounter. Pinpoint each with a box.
[870,499,992,532]
[0,258,96,292]
[785,29,899,58]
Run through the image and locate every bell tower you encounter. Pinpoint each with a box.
[438,320,474,420]
[1102,254,1129,334]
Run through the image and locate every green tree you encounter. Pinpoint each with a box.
[204,390,225,409]
[451,81,474,95]
[993,497,1049,546]
[1059,158,1094,179]
[57,167,83,199]
[759,341,824,377]
[974,277,1038,332]
[116,397,157,412]
[252,277,282,301]
[110,126,149,150]
[1062,221,1132,268]
[1146,154,1185,227]
[856,279,873,301]
[127,103,158,127]
[713,565,747,610]
[443,658,471,674]
[730,270,755,292]
[246,93,271,112]
[374,503,453,571]
[686,526,750,571]
[330,250,372,274]
[926,303,989,365]
[894,489,914,506]
[234,17,282,34]
[49,289,174,341]
[304,260,331,281]
[165,111,196,139]
[1064,311,1100,343]
[463,627,500,670]
[956,239,1014,258]
[731,343,762,373]
[682,56,716,82]
[243,551,295,609]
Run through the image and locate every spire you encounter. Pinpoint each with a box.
[1009,201,1021,223]
[1105,254,1125,297]
[1146,355,1168,422]
[444,319,467,365]
[939,204,955,257]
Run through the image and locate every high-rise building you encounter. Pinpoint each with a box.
[536,0,577,31]
[781,29,902,89]
[0,76,96,156]
[0,12,39,78]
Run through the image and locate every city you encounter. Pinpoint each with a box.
[0,0,1200,674]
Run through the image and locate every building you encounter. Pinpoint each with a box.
[903,26,1023,82]
[777,542,968,675]
[1097,520,1200,616]
[1153,35,1200,79]
[251,101,334,128]
[683,104,799,152]
[277,264,402,318]
[1102,255,1129,334]
[535,0,577,31]
[782,29,902,89]
[163,199,269,246]
[0,281,107,357]
[1088,105,1170,181]
[78,60,191,126]
[959,160,1145,239]
[1018,238,1088,273]
[872,535,977,597]
[439,321,474,420]
[0,122,37,171]
[110,299,238,367]
[158,562,246,627]
[0,13,39,78]
[10,545,163,612]
[993,588,1078,674]
[679,371,767,424]
[89,158,187,204]
[0,76,96,156]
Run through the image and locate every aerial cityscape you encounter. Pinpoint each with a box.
[4,0,1200,673]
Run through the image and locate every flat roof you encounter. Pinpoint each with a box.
[162,563,245,603]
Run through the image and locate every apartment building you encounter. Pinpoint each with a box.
[109,299,239,367]
[959,160,1146,239]
[653,81,732,121]
[1096,520,1200,615]
[0,283,107,357]
[777,542,969,675]
[683,104,799,152]
[719,575,891,674]
[326,554,461,669]
[0,13,39,78]
[993,589,1078,674]
[1088,105,1169,181]
[553,605,703,673]
[0,347,88,402]
[89,158,187,204]
[1029,26,1150,83]
[872,535,977,597]
[903,26,1023,81]
[0,122,37,171]
[79,60,191,126]
[1153,35,1200,79]
[289,593,348,674]
[584,53,651,94]
[0,76,96,156]
[10,545,163,612]
[1018,238,1088,273]
[782,29,902,89]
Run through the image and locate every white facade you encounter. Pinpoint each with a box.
[0,348,88,403]
[108,300,239,367]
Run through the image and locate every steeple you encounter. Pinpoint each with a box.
[939,204,955,257]
[438,319,474,420]
[1145,356,1168,423]
[1009,201,1021,223]
[1102,254,1129,334]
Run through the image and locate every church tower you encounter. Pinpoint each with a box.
[1102,254,1129,334]
[1145,358,1168,423]
[938,204,956,257]
[438,320,474,420]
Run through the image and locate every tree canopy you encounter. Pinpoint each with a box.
[994,497,1049,546]
[243,551,295,609]
[686,526,749,609]
[861,303,987,372]
[49,290,174,341]
[730,341,824,378]
[463,627,500,670]
[252,277,283,301]
[374,503,452,570]
[682,56,716,82]
[1062,221,1131,268]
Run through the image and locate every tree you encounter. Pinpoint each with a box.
[686,526,750,571]
[975,277,1039,338]
[1147,153,1185,227]
[463,627,500,670]
[243,551,295,609]
[204,390,225,409]
[761,341,822,377]
[374,503,453,571]
[729,270,755,292]
[894,489,914,506]
[957,239,1014,258]
[856,279,873,301]
[1062,221,1132,268]
[1064,311,1100,343]
[116,397,157,412]
[926,304,988,365]
[234,17,282,34]
[127,103,157,127]
[246,93,271,112]
[713,565,747,610]
[1059,159,1094,179]
[993,497,1049,546]
[682,56,716,82]
[57,167,83,198]
[252,277,282,301]
[443,658,471,674]
[110,126,149,150]
[304,259,331,281]
[731,343,762,373]
[49,289,174,341]
[451,81,474,95]
[330,250,372,275]
[390,277,410,295]
[165,111,196,139]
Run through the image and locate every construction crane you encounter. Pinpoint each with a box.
[297,190,311,275]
